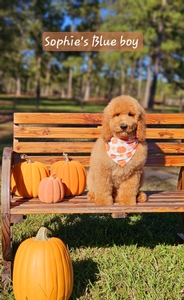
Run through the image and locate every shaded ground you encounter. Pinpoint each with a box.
[144,167,179,188]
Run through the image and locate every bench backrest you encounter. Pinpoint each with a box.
[13,113,184,167]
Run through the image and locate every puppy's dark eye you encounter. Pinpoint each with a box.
[114,113,120,117]
[128,112,134,117]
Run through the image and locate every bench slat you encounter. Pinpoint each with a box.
[146,114,184,124]
[14,126,184,140]
[14,113,102,125]
[14,126,101,138]
[146,128,184,139]
[13,142,94,153]
[13,141,184,154]
[9,191,184,215]
[12,154,184,167]
[148,142,184,154]
[10,192,184,206]
[10,203,184,215]
[146,156,184,167]
[14,113,184,125]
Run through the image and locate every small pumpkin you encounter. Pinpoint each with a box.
[38,173,65,203]
[50,153,86,196]
[13,227,73,300]
[11,158,49,198]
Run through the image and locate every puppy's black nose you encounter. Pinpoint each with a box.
[120,124,128,130]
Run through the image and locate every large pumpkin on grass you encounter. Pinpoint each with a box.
[11,158,49,198]
[38,174,65,203]
[13,227,74,300]
[50,153,86,196]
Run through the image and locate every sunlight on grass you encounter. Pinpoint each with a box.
[1,212,182,300]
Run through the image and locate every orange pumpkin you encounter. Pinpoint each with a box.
[11,158,49,198]
[38,174,65,203]
[50,153,86,196]
[13,227,74,300]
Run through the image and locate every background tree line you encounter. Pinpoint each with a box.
[0,0,184,109]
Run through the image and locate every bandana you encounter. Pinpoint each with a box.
[106,137,139,167]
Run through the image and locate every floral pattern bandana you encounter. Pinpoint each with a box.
[106,137,139,167]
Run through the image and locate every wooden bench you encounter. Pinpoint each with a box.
[2,112,184,283]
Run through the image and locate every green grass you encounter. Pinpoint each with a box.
[0,95,106,113]
[1,96,184,299]
[2,212,184,299]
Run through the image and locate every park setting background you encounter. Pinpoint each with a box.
[1,1,184,299]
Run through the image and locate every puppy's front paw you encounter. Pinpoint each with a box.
[137,191,147,202]
[87,191,95,202]
[95,195,113,206]
[116,196,136,206]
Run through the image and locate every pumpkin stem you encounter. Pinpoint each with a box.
[34,227,50,241]
[20,154,28,160]
[63,152,70,162]
[20,154,33,164]
[50,173,56,179]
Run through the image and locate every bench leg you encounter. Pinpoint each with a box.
[2,260,12,286]
[2,214,12,285]
[177,166,184,241]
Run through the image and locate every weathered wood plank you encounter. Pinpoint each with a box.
[146,128,184,139]
[10,204,184,214]
[10,191,184,204]
[11,153,184,167]
[1,147,13,261]
[146,156,184,167]
[13,141,184,155]
[9,190,184,214]
[10,198,184,208]
[2,260,11,284]
[14,113,102,125]
[13,155,91,166]
[14,113,184,125]
[13,142,94,153]
[14,126,101,138]
[148,143,184,154]
[14,126,184,140]
[146,114,184,125]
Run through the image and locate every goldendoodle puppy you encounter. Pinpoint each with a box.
[87,95,148,206]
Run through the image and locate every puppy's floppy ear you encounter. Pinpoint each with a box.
[136,106,146,141]
[101,107,112,142]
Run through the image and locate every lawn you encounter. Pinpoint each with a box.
[1,96,184,300]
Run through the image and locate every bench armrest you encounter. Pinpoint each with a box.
[1,147,13,215]
[1,147,13,262]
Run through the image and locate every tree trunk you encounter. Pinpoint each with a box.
[128,60,136,95]
[36,56,42,110]
[7,78,14,94]
[142,56,152,109]
[148,0,165,109]
[137,59,143,99]
[67,68,73,98]
[61,88,66,98]
[108,73,115,101]
[0,71,4,93]
[16,76,21,96]
[83,53,93,102]
[121,68,126,95]
[44,68,50,97]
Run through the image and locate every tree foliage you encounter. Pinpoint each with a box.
[0,0,183,108]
